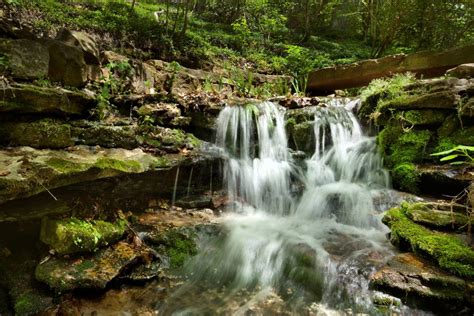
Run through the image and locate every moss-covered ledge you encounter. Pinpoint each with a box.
[382,203,474,279]
[0,146,189,204]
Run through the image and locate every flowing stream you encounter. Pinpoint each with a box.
[160,100,401,314]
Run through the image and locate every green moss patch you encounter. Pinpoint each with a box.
[378,125,432,168]
[383,204,474,278]
[95,157,142,173]
[149,228,197,269]
[40,217,127,255]
[0,120,73,149]
[392,163,421,193]
[405,202,469,230]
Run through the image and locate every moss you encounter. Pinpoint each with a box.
[14,292,49,316]
[150,229,197,269]
[40,217,127,255]
[392,163,421,193]
[377,124,403,158]
[0,119,73,148]
[397,110,446,126]
[152,156,171,169]
[46,157,90,174]
[405,202,469,230]
[47,157,143,174]
[383,205,474,278]
[358,73,417,120]
[377,125,431,168]
[95,158,142,173]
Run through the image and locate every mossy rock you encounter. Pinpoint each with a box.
[0,146,172,204]
[148,228,198,269]
[391,163,421,193]
[377,125,432,168]
[35,241,147,292]
[383,204,474,278]
[0,39,49,80]
[404,202,469,231]
[376,109,448,127]
[379,91,459,111]
[0,119,74,149]
[40,217,127,255]
[71,125,141,149]
[370,253,473,310]
[287,121,315,153]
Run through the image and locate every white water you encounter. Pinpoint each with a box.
[162,100,397,314]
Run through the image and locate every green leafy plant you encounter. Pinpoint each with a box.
[431,145,474,165]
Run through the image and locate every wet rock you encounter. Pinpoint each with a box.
[447,63,474,79]
[40,217,127,255]
[0,146,167,204]
[0,38,49,80]
[416,164,474,196]
[276,97,320,109]
[35,241,149,292]
[56,29,100,65]
[175,195,213,209]
[0,83,96,116]
[370,253,473,309]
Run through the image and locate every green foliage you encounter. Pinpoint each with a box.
[384,205,474,278]
[359,73,416,121]
[431,145,474,166]
[360,73,416,105]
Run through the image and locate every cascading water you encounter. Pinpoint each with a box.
[160,100,400,314]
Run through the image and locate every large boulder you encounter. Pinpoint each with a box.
[42,39,87,87]
[308,45,474,93]
[56,29,100,65]
[0,39,49,79]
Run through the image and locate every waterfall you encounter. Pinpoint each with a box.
[161,100,395,314]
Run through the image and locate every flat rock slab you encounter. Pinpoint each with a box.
[370,253,473,307]
[35,241,148,292]
[0,83,96,116]
[308,45,474,93]
[0,146,173,204]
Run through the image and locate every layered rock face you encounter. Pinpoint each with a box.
[358,70,473,195]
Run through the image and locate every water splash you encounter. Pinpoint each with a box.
[161,100,395,314]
